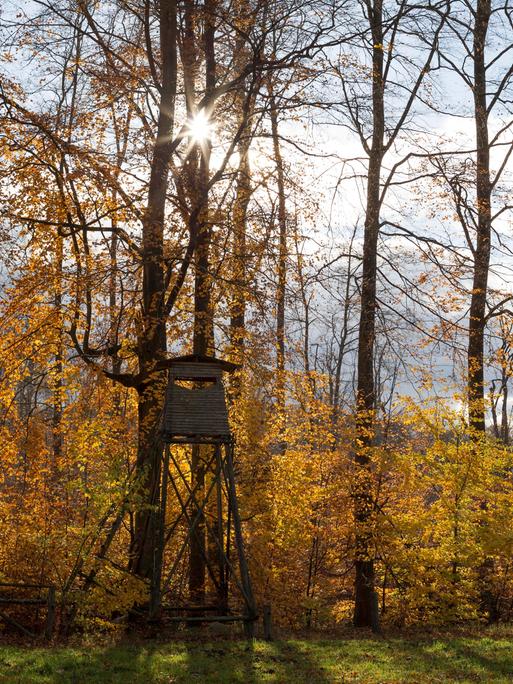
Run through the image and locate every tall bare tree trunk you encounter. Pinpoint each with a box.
[130,0,177,579]
[468,0,491,435]
[189,0,216,606]
[52,233,64,468]
[270,90,287,413]
[469,0,495,625]
[229,6,258,376]
[229,136,251,366]
[353,0,384,632]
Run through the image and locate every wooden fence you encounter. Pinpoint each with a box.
[0,583,56,639]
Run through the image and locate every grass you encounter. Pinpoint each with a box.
[1,628,513,683]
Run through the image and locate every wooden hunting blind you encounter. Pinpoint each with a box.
[151,354,257,636]
[162,355,237,444]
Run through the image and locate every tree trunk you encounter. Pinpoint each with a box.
[189,0,216,606]
[229,9,257,377]
[189,199,212,604]
[229,134,251,366]
[467,0,491,435]
[270,90,287,415]
[353,0,384,632]
[130,0,177,579]
[52,233,64,469]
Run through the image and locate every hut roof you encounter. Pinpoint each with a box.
[167,354,239,373]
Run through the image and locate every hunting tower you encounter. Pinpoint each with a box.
[151,354,256,635]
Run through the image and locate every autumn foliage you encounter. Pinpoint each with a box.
[1,0,513,636]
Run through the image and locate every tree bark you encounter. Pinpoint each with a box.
[270,89,287,415]
[189,0,216,606]
[467,0,491,435]
[353,0,384,632]
[229,133,251,366]
[52,233,64,469]
[130,0,177,579]
[229,5,258,377]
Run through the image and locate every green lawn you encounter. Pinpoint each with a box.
[1,631,513,683]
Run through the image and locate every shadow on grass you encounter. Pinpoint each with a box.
[421,638,513,680]
[375,635,513,682]
[180,634,333,683]
[0,635,333,683]
[3,632,513,683]
[449,640,513,678]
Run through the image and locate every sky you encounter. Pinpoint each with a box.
[2,0,513,420]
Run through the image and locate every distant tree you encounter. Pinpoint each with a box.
[435,0,513,434]
[330,0,449,629]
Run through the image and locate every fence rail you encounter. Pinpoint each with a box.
[0,583,56,639]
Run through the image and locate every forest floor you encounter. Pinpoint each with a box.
[0,626,513,683]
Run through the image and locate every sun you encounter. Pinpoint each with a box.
[186,109,212,144]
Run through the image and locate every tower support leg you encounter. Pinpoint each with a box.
[224,442,257,637]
